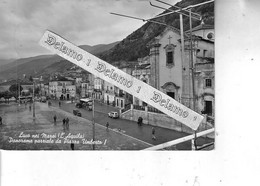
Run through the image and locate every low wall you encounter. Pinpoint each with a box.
[121,108,214,137]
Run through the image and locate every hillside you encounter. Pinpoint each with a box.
[0,41,119,81]
[0,58,16,66]
[0,0,214,81]
[98,0,214,63]
[80,41,119,55]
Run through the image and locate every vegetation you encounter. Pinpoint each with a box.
[9,84,23,97]
[99,0,214,63]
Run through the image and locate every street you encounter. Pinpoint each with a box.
[0,100,213,150]
[51,99,214,149]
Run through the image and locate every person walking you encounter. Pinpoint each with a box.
[62,118,66,130]
[152,127,156,140]
[66,117,69,130]
[106,122,109,131]
[29,105,31,111]
[0,116,2,125]
[59,101,61,107]
[53,115,57,125]
[70,143,74,150]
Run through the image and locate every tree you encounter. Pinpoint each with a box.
[9,84,23,97]
[35,87,40,95]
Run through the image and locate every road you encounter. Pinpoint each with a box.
[50,99,214,150]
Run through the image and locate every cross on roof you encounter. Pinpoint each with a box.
[168,35,172,44]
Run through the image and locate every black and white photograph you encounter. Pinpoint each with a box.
[0,0,215,151]
[1,0,260,185]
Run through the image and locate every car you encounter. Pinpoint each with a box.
[73,109,82,117]
[108,111,119,119]
[75,102,83,108]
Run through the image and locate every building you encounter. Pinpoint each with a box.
[48,77,76,100]
[132,58,151,107]
[93,76,103,101]
[121,24,214,132]
[103,64,134,109]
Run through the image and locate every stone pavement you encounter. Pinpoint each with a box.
[0,102,151,150]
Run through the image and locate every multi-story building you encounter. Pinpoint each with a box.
[93,76,103,101]
[103,64,134,109]
[48,77,76,100]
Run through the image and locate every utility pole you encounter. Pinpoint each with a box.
[32,80,36,121]
[18,81,21,106]
[189,9,196,111]
[92,92,95,150]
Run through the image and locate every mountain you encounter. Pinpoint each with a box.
[0,58,16,66]
[0,42,119,81]
[0,0,214,81]
[98,0,214,63]
[0,55,59,72]
[79,41,119,55]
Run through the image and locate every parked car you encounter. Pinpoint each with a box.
[108,111,119,119]
[73,109,82,117]
[75,102,83,108]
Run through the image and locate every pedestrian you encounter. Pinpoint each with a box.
[53,115,57,125]
[70,143,74,150]
[106,122,109,131]
[62,118,66,130]
[59,101,61,107]
[29,105,31,111]
[152,127,156,140]
[66,117,69,130]
[0,116,2,125]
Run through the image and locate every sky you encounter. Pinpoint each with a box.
[0,0,179,60]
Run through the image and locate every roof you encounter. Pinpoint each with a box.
[179,35,214,43]
[50,76,73,82]
[190,24,214,32]
[147,26,188,48]
[80,98,92,102]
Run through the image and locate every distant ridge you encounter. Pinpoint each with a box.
[0,41,119,81]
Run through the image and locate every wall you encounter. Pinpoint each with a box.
[121,107,212,135]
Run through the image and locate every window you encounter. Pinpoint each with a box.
[207,32,214,40]
[203,50,207,57]
[167,51,173,65]
[164,44,176,67]
[205,79,212,87]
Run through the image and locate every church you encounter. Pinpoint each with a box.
[130,23,214,129]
